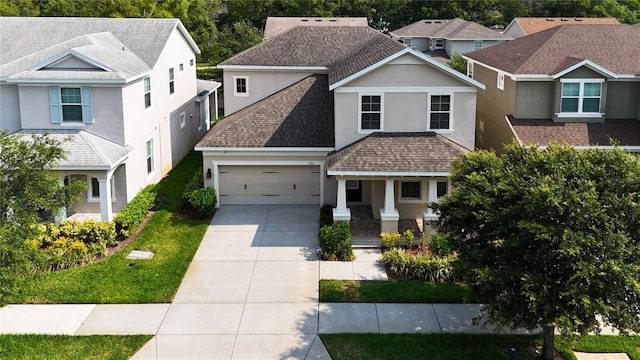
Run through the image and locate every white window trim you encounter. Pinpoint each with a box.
[146,138,155,178]
[357,93,384,134]
[143,77,151,109]
[179,63,184,72]
[474,40,483,51]
[467,61,474,78]
[557,78,604,117]
[427,93,454,132]
[497,72,505,90]
[397,180,427,203]
[433,38,444,49]
[87,176,116,202]
[190,59,194,67]
[179,111,186,129]
[168,66,175,96]
[233,76,249,97]
[403,37,412,47]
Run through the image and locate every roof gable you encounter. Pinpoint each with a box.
[391,18,510,40]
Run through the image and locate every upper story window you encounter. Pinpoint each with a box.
[359,94,383,132]
[190,59,194,67]
[179,63,184,72]
[474,40,483,51]
[433,38,444,49]
[497,72,505,90]
[560,79,602,114]
[169,67,175,95]
[146,139,154,176]
[428,94,452,131]
[143,77,151,108]
[49,86,93,124]
[403,37,412,47]
[234,76,248,96]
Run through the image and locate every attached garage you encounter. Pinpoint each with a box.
[218,165,321,205]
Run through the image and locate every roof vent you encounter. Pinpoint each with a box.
[315,19,323,22]
[515,53,521,60]
[546,18,554,21]
[435,20,442,23]
[575,18,583,21]
[329,19,337,22]
[425,21,432,24]
[301,19,309,22]
[561,18,568,21]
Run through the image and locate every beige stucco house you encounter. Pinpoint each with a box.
[196,24,484,233]
[464,24,640,154]
[0,17,220,221]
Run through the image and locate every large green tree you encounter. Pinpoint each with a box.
[0,132,84,305]
[434,144,640,360]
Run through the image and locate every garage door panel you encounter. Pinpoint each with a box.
[218,165,320,205]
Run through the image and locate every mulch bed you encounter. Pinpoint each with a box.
[93,211,156,262]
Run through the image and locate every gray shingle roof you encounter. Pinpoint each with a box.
[219,26,407,85]
[466,24,640,75]
[263,17,368,39]
[16,130,133,169]
[327,132,469,173]
[0,17,196,80]
[196,75,334,148]
[391,18,510,40]
[509,117,640,147]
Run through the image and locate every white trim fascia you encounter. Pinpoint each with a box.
[552,60,617,79]
[505,114,523,145]
[54,165,112,171]
[536,145,640,152]
[29,49,114,72]
[195,147,334,152]
[335,86,477,93]
[559,78,605,83]
[217,65,328,71]
[6,78,127,84]
[462,58,552,81]
[327,171,450,177]
[611,75,640,80]
[212,160,326,165]
[330,48,485,90]
[175,21,201,55]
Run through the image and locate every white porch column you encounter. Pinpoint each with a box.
[98,175,113,222]
[379,179,399,232]
[423,179,440,220]
[54,175,67,222]
[333,177,351,221]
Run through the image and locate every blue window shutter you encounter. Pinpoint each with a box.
[49,87,61,123]
[81,87,93,123]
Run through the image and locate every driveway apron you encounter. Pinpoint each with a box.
[132,205,330,360]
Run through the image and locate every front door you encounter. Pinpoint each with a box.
[346,180,362,203]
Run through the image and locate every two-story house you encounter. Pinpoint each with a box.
[502,17,620,38]
[0,17,220,221]
[463,24,640,153]
[195,24,484,234]
[390,18,512,56]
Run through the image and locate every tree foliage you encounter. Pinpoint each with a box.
[0,132,85,305]
[434,144,640,360]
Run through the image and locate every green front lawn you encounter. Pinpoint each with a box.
[321,334,640,360]
[320,279,476,303]
[14,151,209,304]
[0,335,152,360]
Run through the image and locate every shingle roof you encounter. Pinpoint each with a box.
[327,132,469,173]
[0,17,197,80]
[196,75,334,148]
[509,17,620,35]
[263,17,368,39]
[509,118,640,147]
[465,24,640,75]
[219,26,407,85]
[390,18,510,40]
[16,130,133,169]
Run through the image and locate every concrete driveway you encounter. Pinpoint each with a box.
[132,205,330,360]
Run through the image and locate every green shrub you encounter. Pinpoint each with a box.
[380,248,457,283]
[403,229,415,247]
[113,185,157,239]
[185,187,217,218]
[182,167,204,200]
[319,205,334,226]
[319,221,354,261]
[429,233,453,256]
[380,231,401,248]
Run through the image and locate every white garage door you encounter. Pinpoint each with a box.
[218,165,321,205]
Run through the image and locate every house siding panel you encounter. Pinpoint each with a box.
[346,62,468,88]
[0,84,20,132]
[514,81,553,119]
[604,82,637,119]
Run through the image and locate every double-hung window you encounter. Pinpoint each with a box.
[433,38,444,49]
[403,37,412,47]
[61,88,82,122]
[560,79,602,115]
[143,77,151,108]
[428,95,452,130]
[169,67,175,95]
[234,77,248,96]
[474,40,483,51]
[146,139,154,176]
[401,181,421,199]
[49,86,93,124]
[359,94,382,131]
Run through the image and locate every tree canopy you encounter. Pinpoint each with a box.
[434,143,640,360]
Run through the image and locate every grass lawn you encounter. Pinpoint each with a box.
[0,334,152,360]
[321,333,640,360]
[14,151,209,304]
[320,279,476,303]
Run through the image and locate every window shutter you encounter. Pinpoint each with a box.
[49,87,61,123]
[81,87,93,123]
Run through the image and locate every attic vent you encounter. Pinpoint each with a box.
[434,20,442,23]
[425,21,432,24]
[575,18,583,21]
[561,18,568,21]
[329,19,337,22]
[301,19,309,22]
[546,18,554,21]
[315,19,322,22]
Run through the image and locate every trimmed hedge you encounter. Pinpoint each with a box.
[113,184,157,239]
[319,221,354,261]
[185,187,217,218]
[380,248,457,283]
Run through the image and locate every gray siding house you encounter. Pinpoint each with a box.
[0,17,220,221]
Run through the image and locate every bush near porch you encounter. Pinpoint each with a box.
[319,221,355,261]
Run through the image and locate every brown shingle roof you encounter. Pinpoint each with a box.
[509,118,640,147]
[219,26,406,85]
[511,17,620,35]
[466,24,640,75]
[391,18,510,40]
[196,75,334,148]
[263,17,368,39]
[327,132,469,173]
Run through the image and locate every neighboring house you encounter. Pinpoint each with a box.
[390,18,511,56]
[503,17,620,38]
[0,17,220,221]
[196,25,484,234]
[263,16,368,40]
[463,24,640,153]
